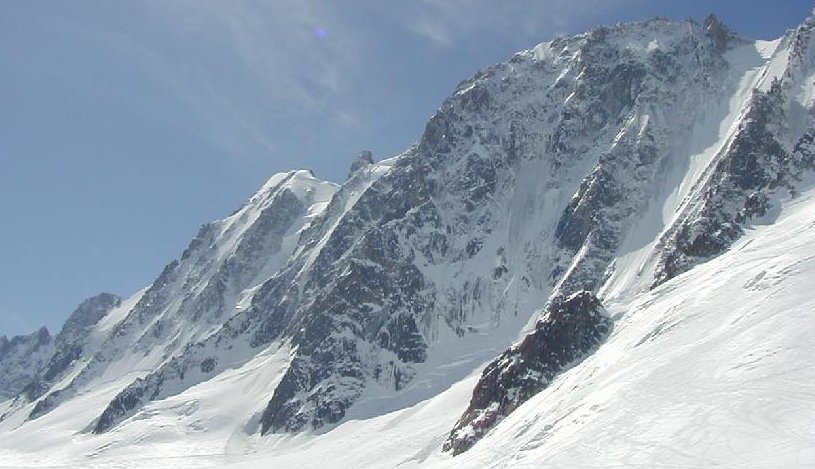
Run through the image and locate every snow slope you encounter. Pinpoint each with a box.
[2,168,811,469]
[440,181,815,469]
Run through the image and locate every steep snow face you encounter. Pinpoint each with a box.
[435,181,815,469]
[651,15,815,288]
[447,14,815,451]
[5,170,338,427]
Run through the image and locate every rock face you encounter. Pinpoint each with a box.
[704,14,737,51]
[444,291,612,455]
[0,328,52,401]
[23,293,121,419]
[254,17,739,434]
[653,14,815,286]
[1,294,121,404]
[348,150,374,178]
[91,171,337,433]
[440,11,815,455]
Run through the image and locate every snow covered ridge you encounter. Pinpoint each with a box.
[0,327,52,401]
[2,10,815,467]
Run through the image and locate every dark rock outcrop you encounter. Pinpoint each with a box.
[348,150,374,178]
[444,291,612,455]
[704,14,738,51]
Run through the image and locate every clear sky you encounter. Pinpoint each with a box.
[1,1,813,337]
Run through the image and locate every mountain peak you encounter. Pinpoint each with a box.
[704,13,735,49]
[57,293,120,342]
[348,150,374,178]
[0,326,53,400]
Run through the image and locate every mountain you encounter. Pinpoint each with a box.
[0,328,52,401]
[0,293,122,403]
[2,11,815,468]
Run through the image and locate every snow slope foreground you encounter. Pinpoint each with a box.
[439,183,815,468]
[2,11,815,469]
[2,162,811,469]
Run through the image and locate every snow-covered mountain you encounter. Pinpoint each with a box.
[2,11,815,468]
[0,328,52,402]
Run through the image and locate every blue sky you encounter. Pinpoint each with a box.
[1,1,813,337]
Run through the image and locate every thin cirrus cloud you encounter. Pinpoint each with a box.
[124,0,361,161]
[22,0,634,170]
[406,0,636,47]
[75,0,633,163]
[30,0,363,165]
[409,17,453,47]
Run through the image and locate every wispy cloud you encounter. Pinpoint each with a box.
[122,0,637,153]
[53,1,363,163]
[30,0,637,169]
[137,0,638,164]
[150,0,361,159]
[407,0,637,47]
[409,17,453,46]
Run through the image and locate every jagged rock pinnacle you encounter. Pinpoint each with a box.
[348,150,374,179]
[704,14,731,50]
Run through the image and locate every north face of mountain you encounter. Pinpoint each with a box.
[445,13,815,453]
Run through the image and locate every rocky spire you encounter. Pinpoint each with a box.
[348,150,374,179]
[704,14,733,51]
[59,292,120,341]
